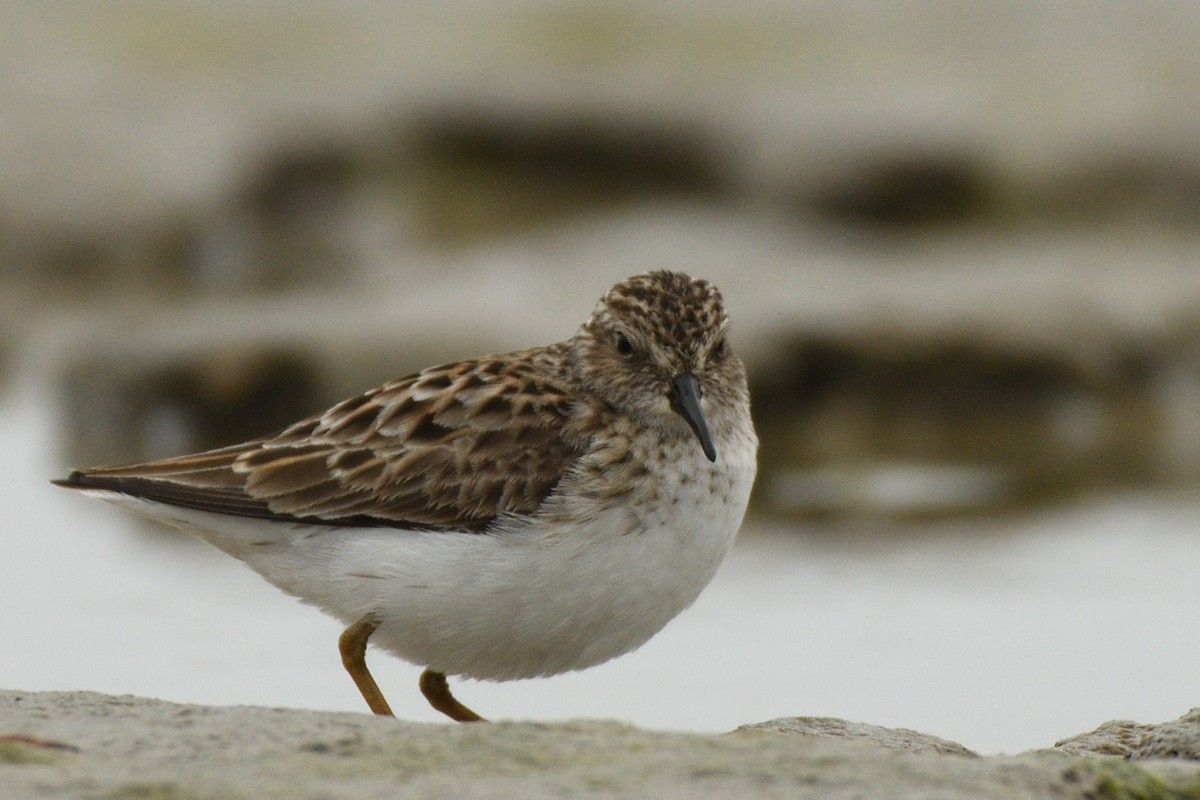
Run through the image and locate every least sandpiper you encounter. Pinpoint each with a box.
[54,271,758,722]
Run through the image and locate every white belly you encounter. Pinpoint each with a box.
[84,427,756,681]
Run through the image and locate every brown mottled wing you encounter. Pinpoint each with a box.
[56,353,586,532]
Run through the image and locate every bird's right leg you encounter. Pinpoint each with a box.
[339,615,394,716]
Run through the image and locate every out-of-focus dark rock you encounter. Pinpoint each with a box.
[750,322,1200,521]
[403,106,730,246]
[58,345,325,468]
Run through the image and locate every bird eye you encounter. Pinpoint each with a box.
[615,333,634,357]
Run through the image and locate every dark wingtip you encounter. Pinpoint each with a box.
[51,471,87,489]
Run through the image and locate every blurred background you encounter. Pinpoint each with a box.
[4,1,1199,754]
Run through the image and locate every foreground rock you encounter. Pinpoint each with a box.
[1,691,1197,799]
[1054,709,1200,761]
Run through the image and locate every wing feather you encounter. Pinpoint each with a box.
[57,349,587,532]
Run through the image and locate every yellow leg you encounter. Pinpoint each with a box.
[419,669,486,723]
[339,616,394,717]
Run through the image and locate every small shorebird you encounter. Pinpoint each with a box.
[54,271,757,722]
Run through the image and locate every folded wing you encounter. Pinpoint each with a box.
[56,354,584,532]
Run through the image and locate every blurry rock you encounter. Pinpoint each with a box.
[1035,154,1200,227]
[751,329,1164,520]
[403,104,729,246]
[803,150,994,228]
[766,463,1014,519]
[59,345,323,468]
[1148,319,1200,481]
[235,140,405,289]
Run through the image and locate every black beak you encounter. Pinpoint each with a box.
[668,372,717,462]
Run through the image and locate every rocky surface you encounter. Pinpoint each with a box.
[1,691,1198,799]
[735,716,979,756]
